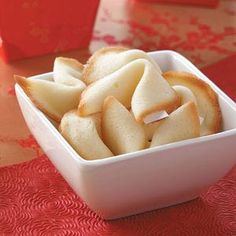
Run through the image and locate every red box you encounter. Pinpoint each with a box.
[141,0,219,7]
[0,0,100,62]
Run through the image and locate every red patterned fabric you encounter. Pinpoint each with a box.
[203,54,236,101]
[0,59,236,235]
[0,156,235,235]
[92,0,236,68]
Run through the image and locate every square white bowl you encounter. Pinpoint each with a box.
[15,50,236,220]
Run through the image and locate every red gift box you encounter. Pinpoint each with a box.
[139,0,219,7]
[0,0,100,62]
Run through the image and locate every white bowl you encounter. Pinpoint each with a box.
[15,50,236,220]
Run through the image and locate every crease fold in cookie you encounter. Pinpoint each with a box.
[53,57,86,87]
[82,47,162,84]
[163,71,221,136]
[151,101,200,147]
[59,110,113,160]
[102,96,146,155]
[15,75,85,122]
[172,85,197,106]
[131,63,179,123]
[143,120,161,142]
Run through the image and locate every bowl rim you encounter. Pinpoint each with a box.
[15,50,236,168]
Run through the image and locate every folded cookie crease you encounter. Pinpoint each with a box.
[59,110,113,160]
[15,75,85,122]
[53,57,86,87]
[151,102,200,147]
[82,47,162,84]
[163,71,221,136]
[102,96,146,155]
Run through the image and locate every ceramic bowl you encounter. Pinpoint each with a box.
[15,50,236,219]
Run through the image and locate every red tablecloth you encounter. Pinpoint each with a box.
[0,56,236,235]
